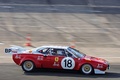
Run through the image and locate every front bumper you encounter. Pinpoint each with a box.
[94,64,110,74]
[94,69,105,74]
[108,64,110,70]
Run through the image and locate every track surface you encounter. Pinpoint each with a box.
[0,0,120,48]
[0,0,120,80]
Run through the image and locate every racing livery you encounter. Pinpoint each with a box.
[5,45,109,74]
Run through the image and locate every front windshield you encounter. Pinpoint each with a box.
[68,47,86,58]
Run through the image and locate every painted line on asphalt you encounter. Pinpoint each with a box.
[0,43,4,45]
[92,5,120,8]
[56,27,119,30]
[1,4,119,8]
[0,4,90,6]
[0,6,13,8]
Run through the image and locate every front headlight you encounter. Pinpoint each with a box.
[105,61,110,69]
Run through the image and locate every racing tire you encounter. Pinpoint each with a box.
[81,64,94,75]
[21,60,35,72]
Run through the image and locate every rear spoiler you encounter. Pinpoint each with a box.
[5,45,27,54]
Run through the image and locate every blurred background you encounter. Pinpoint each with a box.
[0,0,120,63]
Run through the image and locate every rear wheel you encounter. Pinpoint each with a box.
[22,60,35,72]
[81,64,93,75]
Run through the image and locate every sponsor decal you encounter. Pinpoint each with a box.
[53,57,59,66]
[53,62,59,66]
[55,57,59,62]
[97,64,103,68]
[37,56,43,60]
[15,55,21,59]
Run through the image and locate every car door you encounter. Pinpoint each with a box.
[41,48,61,68]
[49,48,67,69]
[36,48,53,68]
[39,48,79,70]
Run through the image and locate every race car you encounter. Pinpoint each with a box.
[5,45,110,75]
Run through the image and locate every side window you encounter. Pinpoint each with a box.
[50,48,56,55]
[38,48,49,54]
[66,50,75,58]
[51,49,66,56]
[57,49,66,56]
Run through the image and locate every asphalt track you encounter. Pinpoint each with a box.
[0,0,120,80]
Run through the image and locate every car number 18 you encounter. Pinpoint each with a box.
[61,57,75,69]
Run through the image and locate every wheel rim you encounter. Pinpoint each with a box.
[82,64,92,74]
[23,61,34,71]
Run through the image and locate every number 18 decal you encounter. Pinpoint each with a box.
[61,57,75,69]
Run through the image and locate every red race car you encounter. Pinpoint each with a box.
[5,45,110,74]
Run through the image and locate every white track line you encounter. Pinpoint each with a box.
[0,4,90,6]
[0,4,119,8]
[0,6,13,8]
[0,43,4,45]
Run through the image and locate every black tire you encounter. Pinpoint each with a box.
[21,60,35,72]
[80,64,94,75]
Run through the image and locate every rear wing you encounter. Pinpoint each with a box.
[5,46,27,54]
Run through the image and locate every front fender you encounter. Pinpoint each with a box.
[76,60,94,70]
[76,62,85,70]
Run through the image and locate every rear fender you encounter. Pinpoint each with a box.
[20,58,41,68]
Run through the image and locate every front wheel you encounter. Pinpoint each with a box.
[21,60,35,72]
[81,64,93,75]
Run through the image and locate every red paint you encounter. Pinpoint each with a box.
[12,53,109,71]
